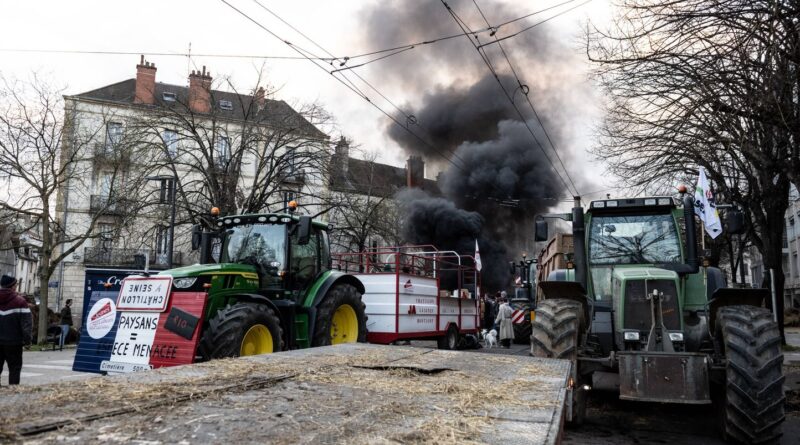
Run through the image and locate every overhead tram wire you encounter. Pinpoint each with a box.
[439,1,577,199]
[218,0,476,179]
[228,0,519,202]
[0,48,333,61]
[477,0,594,49]
[471,0,583,203]
[248,0,508,189]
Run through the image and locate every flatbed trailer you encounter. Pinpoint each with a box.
[0,344,571,444]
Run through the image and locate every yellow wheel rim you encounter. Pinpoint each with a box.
[240,324,273,356]
[330,304,359,345]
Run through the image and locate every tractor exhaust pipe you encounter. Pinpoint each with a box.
[572,196,588,292]
[680,195,699,275]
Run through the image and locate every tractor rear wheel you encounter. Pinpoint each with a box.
[312,284,367,347]
[199,302,283,359]
[531,299,585,424]
[717,305,784,444]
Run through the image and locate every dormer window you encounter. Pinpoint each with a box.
[162,92,177,102]
[219,99,233,110]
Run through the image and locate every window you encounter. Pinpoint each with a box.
[222,224,286,288]
[283,191,296,212]
[97,223,114,247]
[215,136,230,165]
[155,225,170,265]
[98,172,114,199]
[105,122,123,152]
[162,92,177,102]
[589,212,681,265]
[162,130,178,158]
[289,227,320,294]
[219,99,233,110]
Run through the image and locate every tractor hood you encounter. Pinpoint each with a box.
[159,263,258,279]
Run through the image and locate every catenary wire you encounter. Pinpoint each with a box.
[471,0,583,203]
[440,1,578,200]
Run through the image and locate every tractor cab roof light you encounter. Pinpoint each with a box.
[623,331,640,341]
[592,201,606,208]
[644,198,657,205]
[606,200,618,207]
[280,216,292,223]
[658,198,672,205]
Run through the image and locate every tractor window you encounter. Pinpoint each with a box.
[589,213,681,265]
[221,224,286,287]
[289,227,320,293]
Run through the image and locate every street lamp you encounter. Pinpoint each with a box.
[146,175,177,269]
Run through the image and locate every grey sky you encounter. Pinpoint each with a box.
[0,0,613,203]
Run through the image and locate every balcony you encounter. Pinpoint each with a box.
[93,143,131,166]
[283,170,306,184]
[83,247,183,269]
[90,195,134,216]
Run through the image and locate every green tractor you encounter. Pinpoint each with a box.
[532,195,784,443]
[510,255,537,344]
[161,206,367,359]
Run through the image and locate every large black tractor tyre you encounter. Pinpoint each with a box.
[717,305,785,444]
[199,302,284,359]
[312,283,367,347]
[531,298,586,424]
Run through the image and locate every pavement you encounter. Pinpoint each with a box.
[0,345,92,386]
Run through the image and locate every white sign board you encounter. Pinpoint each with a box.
[117,276,172,312]
[110,311,160,365]
[100,360,153,373]
[86,297,117,339]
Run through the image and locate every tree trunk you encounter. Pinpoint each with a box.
[37,255,51,344]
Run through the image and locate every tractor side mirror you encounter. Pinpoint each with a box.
[534,220,548,242]
[726,209,745,235]
[297,216,312,245]
[191,224,202,251]
[509,261,516,275]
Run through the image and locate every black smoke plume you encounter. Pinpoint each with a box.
[359,0,590,292]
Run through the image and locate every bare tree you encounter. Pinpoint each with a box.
[586,0,798,340]
[130,75,333,233]
[327,144,402,254]
[0,75,152,343]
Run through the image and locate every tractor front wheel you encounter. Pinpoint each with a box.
[312,284,367,346]
[199,302,284,359]
[717,305,784,444]
[531,298,585,424]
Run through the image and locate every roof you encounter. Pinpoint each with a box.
[70,79,327,139]
[329,155,440,197]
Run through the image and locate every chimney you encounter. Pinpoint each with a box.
[188,65,213,114]
[334,137,349,175]
[134,55,157,105]
[406,156,425,188]
[254,86,266,111]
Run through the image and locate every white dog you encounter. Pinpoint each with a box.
[484,329,498,348]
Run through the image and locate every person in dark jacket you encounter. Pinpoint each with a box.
[0,274,32,385]
[59,299,73,349]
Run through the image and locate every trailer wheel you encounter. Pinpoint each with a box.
[531,299,585,424]
[717,305,784,444]
[312,283,367,347]
[438,324,459,350]
[199,302,284,359]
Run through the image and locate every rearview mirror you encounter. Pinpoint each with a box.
[297,216,312,245]
[191,224,202,251]
[535,220,548,242]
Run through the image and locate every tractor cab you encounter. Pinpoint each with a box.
[213,213,331,298]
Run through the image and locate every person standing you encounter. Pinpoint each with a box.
[59,299,73,350]
[495,293,514,349]
[0,275,32,385]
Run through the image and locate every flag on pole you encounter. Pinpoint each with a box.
[474,239,482,272]
[694,167,723,239]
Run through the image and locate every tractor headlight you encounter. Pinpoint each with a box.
[173,277,197,289]
[668,332,684,342]
[623,331,640,341]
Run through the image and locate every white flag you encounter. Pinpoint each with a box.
[474,239,482,272]
[694,167,723,239]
